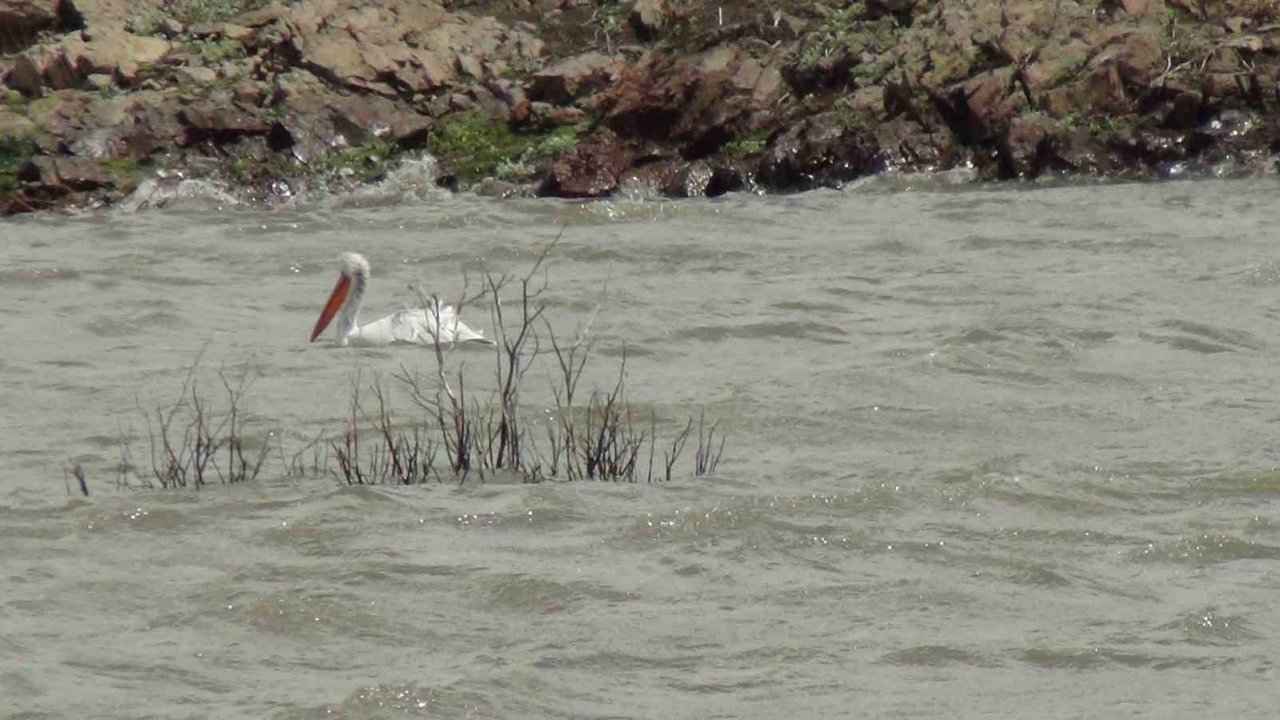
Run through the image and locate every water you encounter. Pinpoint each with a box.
[3,176,1280,717]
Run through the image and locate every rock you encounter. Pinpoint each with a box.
[174,66,218,85]
[282,0,544,99]
[0,0,60,52]
[1022,39,1091,96]
[3,53,46,95]
[188,22,254,41]
[527,51,620,104]
[1119,0,1164,18]
[1164,0,1203,18]
[234,3,290,28]
[5,28,172,93]
[757,111,875,189]
[0,107,38,137]
[866,0,917,20]
[539,104,586,126]
[602,46,784,158]
[629,0,668,41]
[19,155,111,191]
[22,88,189,160]
[1001,112,1059,178]
[618,158,686,196]
[85,72,112,90]
[231,81,265,106]
[871,116,957,171]
[542,127,634,197]
[1113,27,1163,87]
[1202,73,1244,99]
[946,67,1026,144]
[274,72,432,162]
[180,96,273,145]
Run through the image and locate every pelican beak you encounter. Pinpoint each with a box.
[310,274,350,342]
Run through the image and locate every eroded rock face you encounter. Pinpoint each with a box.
[274,71,433,162]
[2,27,171,94]
[601,45,785,158]
[527,51,620,104]
[542,127,634,197]
[2,0,1280,214]
[0,0,77,53]
[282,0,543,98]
[20,155,110,191]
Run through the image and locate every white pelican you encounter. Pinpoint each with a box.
[309,253,494,347]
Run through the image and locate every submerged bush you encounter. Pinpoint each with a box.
[101,237,726,490]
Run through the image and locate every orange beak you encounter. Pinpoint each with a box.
[310,274,351,342]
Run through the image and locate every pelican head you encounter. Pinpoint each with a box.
[310,253,371,343]
[340,252,371,279]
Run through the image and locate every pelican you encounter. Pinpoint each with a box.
[309,253,494,347]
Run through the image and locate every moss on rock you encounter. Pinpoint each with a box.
[430,111,585,184]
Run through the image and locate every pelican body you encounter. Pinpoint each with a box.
[310,253,494,347]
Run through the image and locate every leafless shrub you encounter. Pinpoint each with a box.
[383,230,724,484]
[63,463,89,497]
[694,409,726,477]
[661,417,693,483]
[279,429,328,478]
[331,375,439,485]
[138,362,269,488]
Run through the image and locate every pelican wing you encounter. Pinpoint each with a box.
[351,306,494,346]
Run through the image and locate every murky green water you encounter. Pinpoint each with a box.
[3,173,1280,717]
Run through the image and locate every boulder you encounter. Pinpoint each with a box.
[19,155,111,191]
[542,127,633,197]
[527,51,620,104]
[1000,112,1059,178]
[602,45,785,157]
[3,28,171,94]
[629,0,668,41]
[274,71,432,162]
[0,0,62,52]
[179,95,273,145]
[282,0,543,99]
[0,107,38,138]
[757,111,876,189]
[946,67,1027,144]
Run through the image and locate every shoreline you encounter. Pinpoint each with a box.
[2,0,1278,215]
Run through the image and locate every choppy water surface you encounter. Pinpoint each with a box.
[4,177,1280,718]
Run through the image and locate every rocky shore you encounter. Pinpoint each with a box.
[2,0,1278,214]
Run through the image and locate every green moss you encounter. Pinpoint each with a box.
[0,136,36,201]
[589,0,628,53]
[2,90,26,113]
[98,157,145,193]
[191,38,247,64]
[528,124,581,160]
[169,0,270,25]
[315,139,399,183]
[430,112,583,183]
[717,131,769,159]
[797,1,867,70]
[1087,116,1129,142]
[836,104,867,133]
[794,1,907,77]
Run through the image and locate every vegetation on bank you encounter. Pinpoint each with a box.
[3,0,1280,212]
[430,111,585,184]
[0,135,36,205]
[155,0,270,26]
